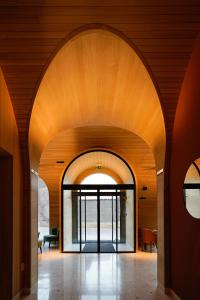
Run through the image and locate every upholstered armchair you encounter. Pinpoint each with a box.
[38,232,43,254]
[43,227,59,248]
[141,228,157,252]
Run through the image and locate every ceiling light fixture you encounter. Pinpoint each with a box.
[96,164,102,170]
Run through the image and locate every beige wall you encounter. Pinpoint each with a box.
[0,68,22,297]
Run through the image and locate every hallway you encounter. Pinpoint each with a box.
[20,250,170,300]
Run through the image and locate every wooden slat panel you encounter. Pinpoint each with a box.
[0,0,199,6]
[0,5,200,16]
[0,14,200,24]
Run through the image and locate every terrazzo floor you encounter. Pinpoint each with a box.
[20,248,171,300]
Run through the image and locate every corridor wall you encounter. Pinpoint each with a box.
[170,35,200,299]
[0,68,22,298]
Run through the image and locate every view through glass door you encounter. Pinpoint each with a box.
[63,183,135,253]
[80,190,118,253]
[80,191,98,252]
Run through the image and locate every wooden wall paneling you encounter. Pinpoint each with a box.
[170,36,200,299]
[0,69,22,298]
[0,151,13,300]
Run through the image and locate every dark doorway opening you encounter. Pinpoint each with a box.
[0,148,13,300]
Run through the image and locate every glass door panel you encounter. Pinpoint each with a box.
[80,195,86,251]
[117,194,121,245]
[86,195,98,242]
[100,191,117,252]
[100,195,112,241]
[112,195,117,251]
[118,190,134,252]
[63,190,80,252]
[81,192,98,252]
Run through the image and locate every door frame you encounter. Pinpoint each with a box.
[62,183,135,253]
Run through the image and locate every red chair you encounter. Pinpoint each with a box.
[141,228,157,252]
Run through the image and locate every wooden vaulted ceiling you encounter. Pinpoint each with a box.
[29,28,165,170]
[39,126,156,197]
[39,126,157,227]
[0,0,200,170]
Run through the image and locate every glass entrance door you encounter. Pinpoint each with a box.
[81,190,119,253]
[63,184,135,253]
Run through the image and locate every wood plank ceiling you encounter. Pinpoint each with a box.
[1,1,199,290]
[39,126,157,229]
[0,0,200,147]
[29,28,166,171]
[39,126,156,184]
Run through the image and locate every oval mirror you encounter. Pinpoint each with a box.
[183,158,200,218]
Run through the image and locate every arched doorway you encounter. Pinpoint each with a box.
[38,176,49,240]
[61,150,135,253]
[29,27,166,287]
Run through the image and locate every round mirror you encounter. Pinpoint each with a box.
[183,158,200,218]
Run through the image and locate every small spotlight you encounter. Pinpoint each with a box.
[142,186,148,191]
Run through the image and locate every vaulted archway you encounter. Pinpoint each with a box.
[61,150,135,253]
[29,28,166,170]
[29,27,166,289]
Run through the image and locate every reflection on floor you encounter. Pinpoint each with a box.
[20,248,170,300]
[64,226,134,252]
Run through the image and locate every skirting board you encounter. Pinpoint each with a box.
[12,289,30,300]
[12,291,21,300]
[165,288,181,300]
[158,283,181,300]
[12,284,38,300]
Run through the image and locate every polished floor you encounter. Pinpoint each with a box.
[20,248,171,300]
